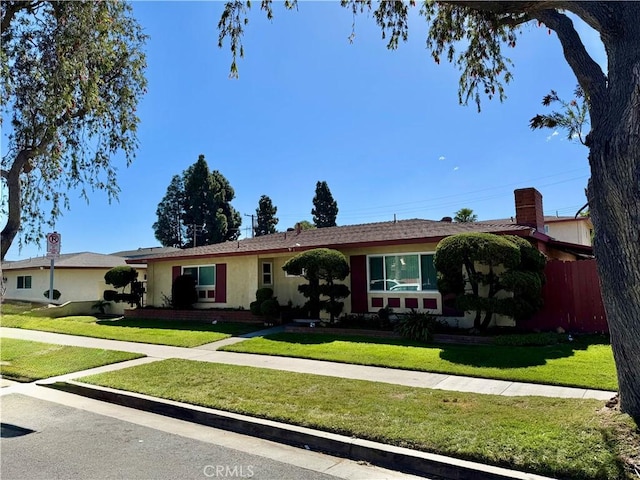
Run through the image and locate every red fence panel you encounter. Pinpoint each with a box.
[522,259,608,333]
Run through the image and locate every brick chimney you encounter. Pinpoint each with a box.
[514,188,544,232]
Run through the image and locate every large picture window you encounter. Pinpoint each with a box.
[183,265,216,300]
[368,254,437,291]
[17,275,32,289]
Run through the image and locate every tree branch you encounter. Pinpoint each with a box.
[532,9,607,124]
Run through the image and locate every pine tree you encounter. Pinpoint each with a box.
[155,154,241,248]
[311,181,338,228]
[153,175,186,247]
[255,195,278,236]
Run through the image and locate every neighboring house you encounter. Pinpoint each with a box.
[1,252,147,313]
[110,246,181,260]
[130,188,593,323]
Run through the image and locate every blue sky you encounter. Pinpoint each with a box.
[2,2,603,260]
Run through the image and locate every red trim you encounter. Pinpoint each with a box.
[387,298,401,308]
[371,297,384,308]
[215,264,227,303]
[423,298,437,309]
[349,255,368,313]
[172,266,181,281]
[405,298,419,309]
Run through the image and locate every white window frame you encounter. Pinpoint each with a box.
[366,252,437,293]
[261,262,273,286]
[285,268,306,278]
[17,275,32,289]
[182,265,216,302]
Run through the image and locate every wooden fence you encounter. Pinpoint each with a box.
[521,259,609,333]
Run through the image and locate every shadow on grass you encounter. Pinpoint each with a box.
[96,318,261,336]
[259,332,611,369]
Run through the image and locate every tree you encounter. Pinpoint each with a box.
[1,1,147,260]
[153,175,186,248]
[255,195,278,236]
[311,181,338,228]
[217,2,640,424]
[155,154,241,248]
[454,208,478,223]
[291,220,315,231]
[104,265,142,307]
[435,233,546,331]
[531,85,589,145]
[282,248,350,321]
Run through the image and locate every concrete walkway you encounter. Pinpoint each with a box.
[0,326,615,400]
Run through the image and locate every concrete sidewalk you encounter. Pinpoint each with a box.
[0,326,614,479]
[0,326,616,400]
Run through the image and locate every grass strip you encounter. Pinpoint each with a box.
[219,333,617,391]
[0,338,143,382]
[79,359,636,480]
[0,314,260,347]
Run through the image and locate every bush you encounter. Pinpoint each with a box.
[104,266,138,290]
[255,287,274,303]
[103,290,118,302]
[43,289,61,300]
[260,298,280,319]
[171,275,198,309]
[394,311,437,343]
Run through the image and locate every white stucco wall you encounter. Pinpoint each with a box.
[3,266,146,312]
[545,220,593,246]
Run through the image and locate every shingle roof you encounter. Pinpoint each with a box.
[128,219,531,263]
[1,252,130,270]
[109,246,180,258]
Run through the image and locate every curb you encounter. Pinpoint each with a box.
[42,381,554,480]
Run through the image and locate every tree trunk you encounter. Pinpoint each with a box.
[587,60,640,424]
[1,150,30,261]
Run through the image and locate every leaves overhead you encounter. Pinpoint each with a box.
[1,0,147,258]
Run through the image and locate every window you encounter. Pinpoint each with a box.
[183,265,216,300]
[368,254,437,291]
[261,262,273,285]
[17,275,32,289]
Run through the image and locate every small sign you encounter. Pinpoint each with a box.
[46,232,61,258]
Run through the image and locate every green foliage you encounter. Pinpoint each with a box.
[171,274,197,309]
[394,311,437,343]
[434,233,546,330]
[311,181,338,228]
[453,208,477,223]
[250,288,279,322]
[153,175,186,248]
[260,298,280,319]
[282,248,350,320]
[154,155,241,248]
[43,289,61,301]
[103,290,118,302]
[255,195,278,236]
[91,300,111,315]
[530,86,589,145]
[255,287,274,303]
[1,1,147,260]
[104,266,138,290]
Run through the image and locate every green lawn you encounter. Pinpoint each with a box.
[0,337,143,382]
[79,359,637,480]
[0,314,262,347]
[219,333,617,391]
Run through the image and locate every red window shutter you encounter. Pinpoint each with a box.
[349,255,368,313]
[172,266,181,280]
[215,264,227,303]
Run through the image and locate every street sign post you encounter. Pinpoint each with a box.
[46,232,61,302]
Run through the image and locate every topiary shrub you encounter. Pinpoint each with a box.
[104,266,138,290]
[43,289,61,300]
[171,274,198,309]
[103,290,118,302]
[250,288,280,324]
